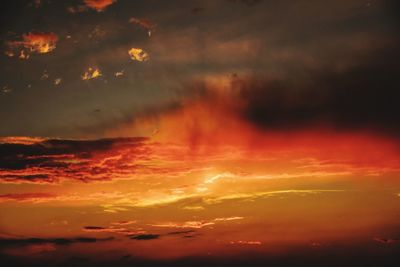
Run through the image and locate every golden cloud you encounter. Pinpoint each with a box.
[6,32,58,58]
[150,221,215,229]
[128,48,149,62]
[82,67,102,80]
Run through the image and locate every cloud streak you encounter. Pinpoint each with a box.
[0,236,114,247]
[0,137,152,183]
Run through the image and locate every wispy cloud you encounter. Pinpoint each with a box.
[149,221,215,229]
[204,190,346,204]
[0,193,57,203]
[149,217,243,229]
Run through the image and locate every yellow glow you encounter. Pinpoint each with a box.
[82,67,102,80]
[128,48,149,62]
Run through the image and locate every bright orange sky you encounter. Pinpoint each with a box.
[1,89,400,262]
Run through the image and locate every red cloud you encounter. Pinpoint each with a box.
[83,0,116,12]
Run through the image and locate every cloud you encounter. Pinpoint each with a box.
[0,193,56,203]
[149,217,243,229]
[130,234,160,240]
[0,236,114,247]
[54,78,62,86]
[82,226,142,235]
[214,217,244,222]
[6,32,58,58]
[82,67,102,80]
[150,221,215,229]
[229,240,262,245]
[128,48,149,62]
[111,221,136,226]
[0,136,45,144]
[0,137,151,183]
[83,0,116,12]
[83,226,107,230]
[204,190,346,204]
[166,230,196,236]
[122,32,400,140]
[232,43,400,135]
[182,205,205,211]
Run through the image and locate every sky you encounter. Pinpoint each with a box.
[0,0,400,266]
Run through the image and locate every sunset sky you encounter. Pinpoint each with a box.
[1,0,400,266]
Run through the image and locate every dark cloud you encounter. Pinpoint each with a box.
[1,241,400,267]
[227,0,263,7]
[83,226,106,230]
[0,236,114,247]
[130,234,160,240]
[167,230,196,236]
[0,174,53,183]
[0,137,150,183]
[189,36,400,137]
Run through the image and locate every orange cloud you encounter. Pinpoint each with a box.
[128,48,149,62]
[0,136,44,145]
[19,32,57,53]
[6,32,58,59]
[82,67,102,80]
[83,0,116,12]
